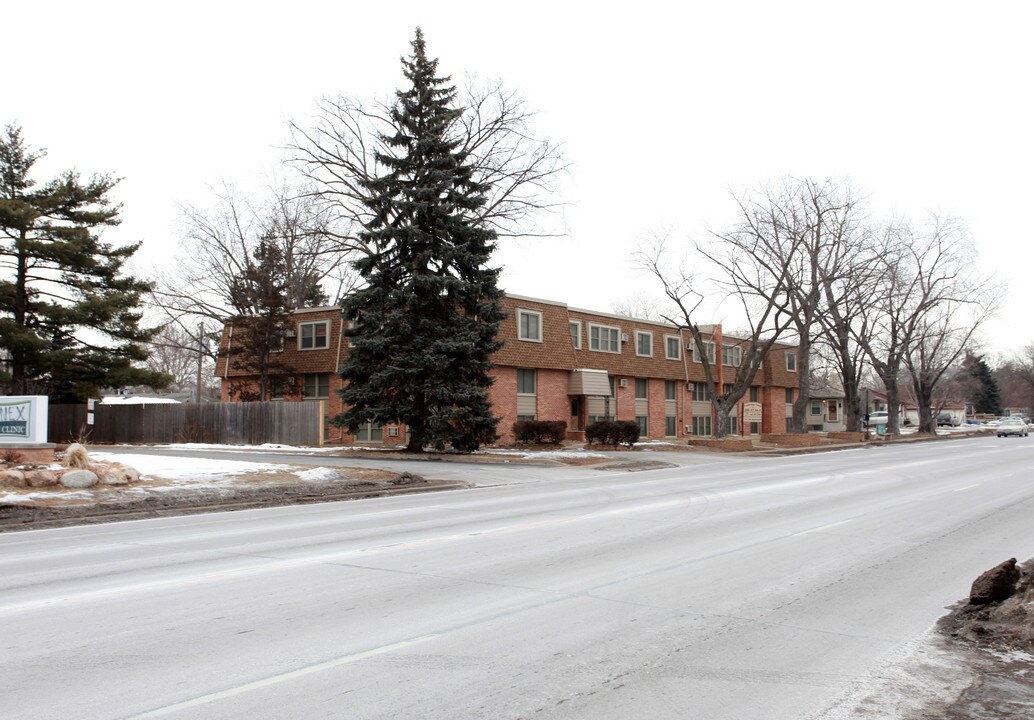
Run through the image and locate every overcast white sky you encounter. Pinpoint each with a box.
[7,1,1033,357]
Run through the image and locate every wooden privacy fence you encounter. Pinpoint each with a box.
[48,402,325,446]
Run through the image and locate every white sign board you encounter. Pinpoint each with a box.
[0,396,49,444]
[743,402,763,424]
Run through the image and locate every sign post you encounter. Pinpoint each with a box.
[743,402,763,430]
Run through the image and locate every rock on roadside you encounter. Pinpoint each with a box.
[969,558,1020,605]
[60,469,99,489]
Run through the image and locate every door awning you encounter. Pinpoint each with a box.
[569,369,611,396]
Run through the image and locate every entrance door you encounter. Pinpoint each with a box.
[570,397,583,431]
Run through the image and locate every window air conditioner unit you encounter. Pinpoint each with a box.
[618,378,628,388]
[285,329,296,337]
[387,426,400,437]
[685,424,691,433]
[621,334,629,342]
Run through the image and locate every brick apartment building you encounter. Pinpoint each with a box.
[214,294,801,445]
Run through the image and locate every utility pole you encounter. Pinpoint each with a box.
[196,321,204,404]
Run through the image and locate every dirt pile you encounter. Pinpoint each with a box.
[911,558,1034,719]
[940,557,1034,652]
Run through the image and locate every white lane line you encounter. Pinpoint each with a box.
[129,634,439,718]
[793,519,851,537]
[0,497,701,616]
[954,484,980,492]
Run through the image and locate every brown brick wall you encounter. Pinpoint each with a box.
[214,294,800,445]
[489,367,518,442]
[538,369,572,428]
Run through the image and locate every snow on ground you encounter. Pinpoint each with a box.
[153,442,345,453]
[0,453,300,506]
[90,452,288,481]
[100,396,180,404]
[476,448,610,459]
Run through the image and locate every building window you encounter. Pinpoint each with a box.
[635,378,648,399]
[517,368,536,395]
[570,321,581,349]
[518,309,542,342]
[355,421,383,442]
[665,416,677,436]
[665,335,681,360]
[692,341,716,364]
[299,321,329,350]
[786,417,793,432]
[810,399,821,416]
[722,383,733,396]
[664,380,676,401]
[785,388,794,404]
[303,373,330,398]
[635,330,652,357]
[749,386,759,402]
[726,416,738,435]
[722,344,742,366]
[691,382,708,402]
[517,368,536,420]
[750,421,760,434]
[636,416,648,436]
[589,324,620,353]
[692,416,712,436]
[785,351,797,372]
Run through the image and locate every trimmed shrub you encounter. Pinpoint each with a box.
[513,420,567,445]
[585,420,640,447]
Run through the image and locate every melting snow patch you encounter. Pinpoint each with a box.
[295,467,342,482]
[89,452,288,480]
[154,442,341,453]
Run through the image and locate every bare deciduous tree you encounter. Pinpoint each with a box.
[609,292,665,321]
[144,324,219,399]
[635,234,793,438]
[854,215,996,434]
[149,179,357,333]
[711,178,863,433]
[287,77,568,255]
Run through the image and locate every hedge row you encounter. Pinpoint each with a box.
[513,420,567,444]
[585,420,640,447]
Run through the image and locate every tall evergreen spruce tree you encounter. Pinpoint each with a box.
[0,124,168,401]
[965,353,1002,415]
[337,30,505,452]
[226,239,294,401]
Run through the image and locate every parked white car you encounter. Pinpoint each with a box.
[997,417,1029,438]
[867,411,889,429]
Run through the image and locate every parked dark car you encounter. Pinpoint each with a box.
[936,412,956,427]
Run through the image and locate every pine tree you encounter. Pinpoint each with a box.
[226,239,294,401]
[965,353,1002,415]
[0,124,168,401]
[337,29,505,452]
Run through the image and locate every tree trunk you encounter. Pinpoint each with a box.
[791,337,811,433]
[406,433,424,452]
[914,379,936,434]
[879,369,902,435]
[11,235,29,395]
[712,397,732,438]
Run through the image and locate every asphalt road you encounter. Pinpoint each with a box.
[3,438,1033,719]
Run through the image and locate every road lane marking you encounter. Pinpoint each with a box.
[128,634,439,718]
[954,484,980,492]
[793,519,851,536]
